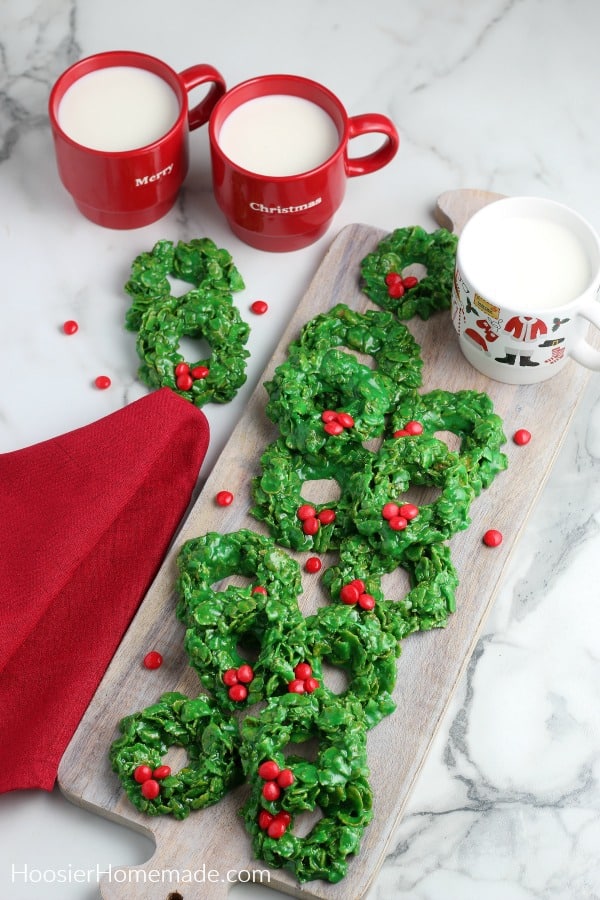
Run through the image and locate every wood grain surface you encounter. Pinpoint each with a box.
[58,193,596,900]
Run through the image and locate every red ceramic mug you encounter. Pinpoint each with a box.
[208,74,400,252]
[48,51,225,229]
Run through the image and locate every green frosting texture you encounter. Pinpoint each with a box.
[110,225,508,886]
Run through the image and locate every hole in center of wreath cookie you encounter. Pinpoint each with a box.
[434,430,461,453]
[320,662,350,695]
[161,745,189,773]
[291,806,324,838]
[399,484,442,508]
[236,630,260,664]
[284,737,319,763]
[167,274,197,297]
[300,478,341,505]
[178,335,212,365]
[402,262,427,281]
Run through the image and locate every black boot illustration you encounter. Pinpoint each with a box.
[519,355,539,366]
[495,353,516,365]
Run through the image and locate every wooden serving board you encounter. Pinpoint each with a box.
[59,191,596,900]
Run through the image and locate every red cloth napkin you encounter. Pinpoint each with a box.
[0,388,209,793]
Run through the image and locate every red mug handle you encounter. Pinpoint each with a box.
[178,64,226,131]
[345,113,400,177]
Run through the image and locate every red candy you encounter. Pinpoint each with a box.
[94,375,111,390]
[258,810,274,830]
[251,300,269,314]
[388,515,408,531]
[304,676,320,692]
[133,765,153,784]
[305,556,322,573]
[297,504,316,521]
[258,760,280,780]
[404,420,424,435]
[252,585,267,595]
[336,412,355,428]
[191,365,209,380]
[176,372,194,391]
[317,508,336,525]
[262,781,281,802]
[399,503,419,520]
[384,272,402,287]
[358,593,376,611]
[267,817,288,839]
[513,428,531,446]
[236,664,254,683]
[228,683,248,702]
[402,275,419,289]
[381,502,400,520]
[143,650,163,670]
[63,319,79,335]
[216,490,234,506]
[387,281,405,298]
[276,768,295,788]
[483,528,503,547]
[302,516,320,535]
[288,678,306,693]
[294,662,312,680]
[340,582,360,605]
[140,779,160,800]
[152,765,171,780]
[174,362,190,376]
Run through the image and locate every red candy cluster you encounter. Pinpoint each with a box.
[297,504,336,536]
[381,501,419,532]
[321,409,355,436]
[222,663,255,702]
[133,763,172,800]
[393,419,424,438]
[287,661,319,694]
[340,579,376,610]
[257,760,295,839]
[174,361,209,391]
[385,271,419,299]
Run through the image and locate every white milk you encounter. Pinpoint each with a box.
[218,94,340,176]
[58,66,180,151]
[465,215,591,308]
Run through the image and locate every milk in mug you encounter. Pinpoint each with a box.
[217,94,340,177]
[57,66,180,152]
[465,215,592,308]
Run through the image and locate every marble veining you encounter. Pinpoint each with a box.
[2,1,600,898]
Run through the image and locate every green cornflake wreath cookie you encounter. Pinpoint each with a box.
[176,530,308,709]
[124,238,250,407]
[391,389,508,495]
[133,290,250,406]
[360,225,458,319]
[304,604,400,728]
[251,438,373,553]
[239,692,373,884]
[350,433,475,560]
[124,238,245,330]
[109,692,242,820]
[264,303,423,456]
[322,536,459,641]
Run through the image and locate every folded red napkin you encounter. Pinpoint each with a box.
[0,388,209,793]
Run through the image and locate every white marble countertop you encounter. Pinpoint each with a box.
[2,1,600,898]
